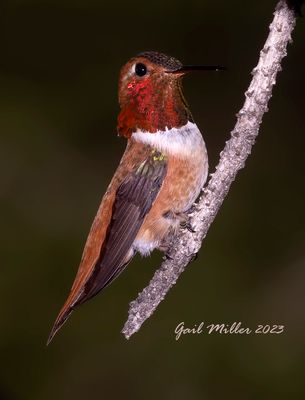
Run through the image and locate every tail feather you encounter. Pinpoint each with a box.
[47,249,134,345]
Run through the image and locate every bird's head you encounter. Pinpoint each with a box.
[117,51,224,138]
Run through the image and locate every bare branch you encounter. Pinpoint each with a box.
[122,1,297,339]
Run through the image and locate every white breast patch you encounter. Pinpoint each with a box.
[132,121,206,159]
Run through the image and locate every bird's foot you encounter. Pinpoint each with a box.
[163,210,195,232]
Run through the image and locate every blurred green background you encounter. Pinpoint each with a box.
[0,0,305,399]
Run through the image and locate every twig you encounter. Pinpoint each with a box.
[122,1,297,339]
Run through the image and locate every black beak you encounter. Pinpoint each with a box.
[168,65,226,74]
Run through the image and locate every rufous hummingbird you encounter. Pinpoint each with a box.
[48,51,224,344]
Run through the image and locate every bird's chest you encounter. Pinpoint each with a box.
[160,154,207,212]
[133,122,209,213]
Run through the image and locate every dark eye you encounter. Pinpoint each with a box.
[135,63,147,77]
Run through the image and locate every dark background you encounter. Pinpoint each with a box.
[0,0,304,399]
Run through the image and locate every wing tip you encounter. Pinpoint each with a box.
[46,306,74,346]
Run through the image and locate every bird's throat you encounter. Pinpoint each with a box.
[117,78,193,138]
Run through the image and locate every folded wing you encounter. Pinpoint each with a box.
[48,149,167,344]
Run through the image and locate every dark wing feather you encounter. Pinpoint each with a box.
[75,152,167,306]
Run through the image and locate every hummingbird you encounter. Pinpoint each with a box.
[48,51,224,344]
